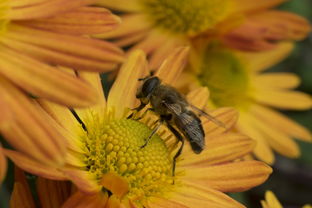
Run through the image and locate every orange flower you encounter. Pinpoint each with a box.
[0,0,124,107]
[184,41,312,164]
[96,0,310,68]
[3,48,272,207]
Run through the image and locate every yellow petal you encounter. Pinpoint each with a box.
[233,0,286,13]
[4,149,66,180]
[186,87,210,110]
[183,161,272,192]
[250,104,311,142]
[37,177,71,208]
[156,47,190,85]
[63,169,101,194]
[96,0,141,12]
[7,0,97,20]
[107,50,148,118]
[238,42,293,72]
[20,7,121,35]
[237,112,275,164]
[0,47,100,107]
[180,133,255,167]
[265,191,283,208]
[252,89,312,110]
[100,172,129,198]
[251,73,300,89]
[62,191,108,208]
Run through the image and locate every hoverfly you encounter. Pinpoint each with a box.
[128,76,226,177]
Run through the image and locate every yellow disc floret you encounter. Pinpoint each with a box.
[81,116,174,205]
[140,0,232,36]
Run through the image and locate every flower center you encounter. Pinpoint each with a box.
[196,45,250,108]
[82,116,174,204]
[139,0,232,36]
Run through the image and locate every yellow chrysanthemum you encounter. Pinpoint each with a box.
[261,191,312,208]
[2,48,272,208]
[184,41,312,164]
[0,0,124,107]
[96,0,310,69]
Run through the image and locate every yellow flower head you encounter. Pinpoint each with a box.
[0,0,124,107]
[96,0,310,69]
[185,41,312,164]
[3,48,272,207]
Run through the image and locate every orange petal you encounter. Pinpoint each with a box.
[250,104,311,142]
[263,191,283,208]
[233,0,286,13]
[237,112,275,164]
[252,88,312,110]
[251,73,300,89]
[186,87,210,109]
[107,50,148,118]
[7,0,97,20]
[96,0,141,12]
[0,79,67,165]
[105,195,123,208]
[156,47,190,85]
[100,172,129,198]
[4,149,66,180]
[62,191,108,208]
[180,133,255,167]
[63,169,101,194]
[37,178,71,208]
[0,47,100,107]
[183,160,272,192]
[4,24,124,71]
[20,7,121,35]
[238,42,293,72]
[0,146,7,183]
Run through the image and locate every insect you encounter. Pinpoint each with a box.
[128,76,226,177]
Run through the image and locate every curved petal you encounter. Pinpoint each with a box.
[96,0,141,12]
[263,191,283,208]
[186,87,210,109]
[100,172,129,198]
[107,50,148,118]
[251,73,300,89]
[62,191,108,208]
[183,161,272,192]
[233,0,286,13]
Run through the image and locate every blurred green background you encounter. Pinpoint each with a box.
[1,1,312,207]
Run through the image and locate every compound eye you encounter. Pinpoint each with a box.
[142,77,160,97]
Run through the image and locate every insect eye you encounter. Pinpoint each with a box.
[142,77,160,97]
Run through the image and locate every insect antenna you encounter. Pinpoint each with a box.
[70,109,88,132]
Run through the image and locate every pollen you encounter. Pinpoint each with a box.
[139,0,232,36]
[81,117,174,204]
[197,45,250,108]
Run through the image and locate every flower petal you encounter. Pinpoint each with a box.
[264,191,283,208]
[100,172,129,198]
[180,133,255,167]
[250,104,311,142]
[252,88,312,110]
[37,178,71,208]
[0,146,7,183]
[186,87,210,109]
[4,149,66,180]
[233,0,286,13]
[62,191,108,208]
[156,47,189,85]
[96,0,141,12]
[107,50,148,118]
[7,0,97,20]
[0,79,67,165]
[183,160,272,192]
[0,47,100,107]
[251,73,300,89]
[20,7,121,35]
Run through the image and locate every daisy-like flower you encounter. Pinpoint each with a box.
[3,48,272,207]
[261,191,312,208]
[96,0,310,69]
[0,0,124,107]
[184,41,312,164]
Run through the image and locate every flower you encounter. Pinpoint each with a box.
[96,0,310,69]
[3,48,272,207]
[184,41,312,164]
[261,191,312,208]
[0,0,124,107]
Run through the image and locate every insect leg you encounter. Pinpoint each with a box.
[133,108,154,121]
[140,119,163,149]
[127,101,147,119]
[166,123,184,178]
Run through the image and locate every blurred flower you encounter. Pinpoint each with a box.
[0,0,124,107]
[3,48,272,207]
[96,0,310,69]
[184,41,312,164]
[261,191,312,208]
